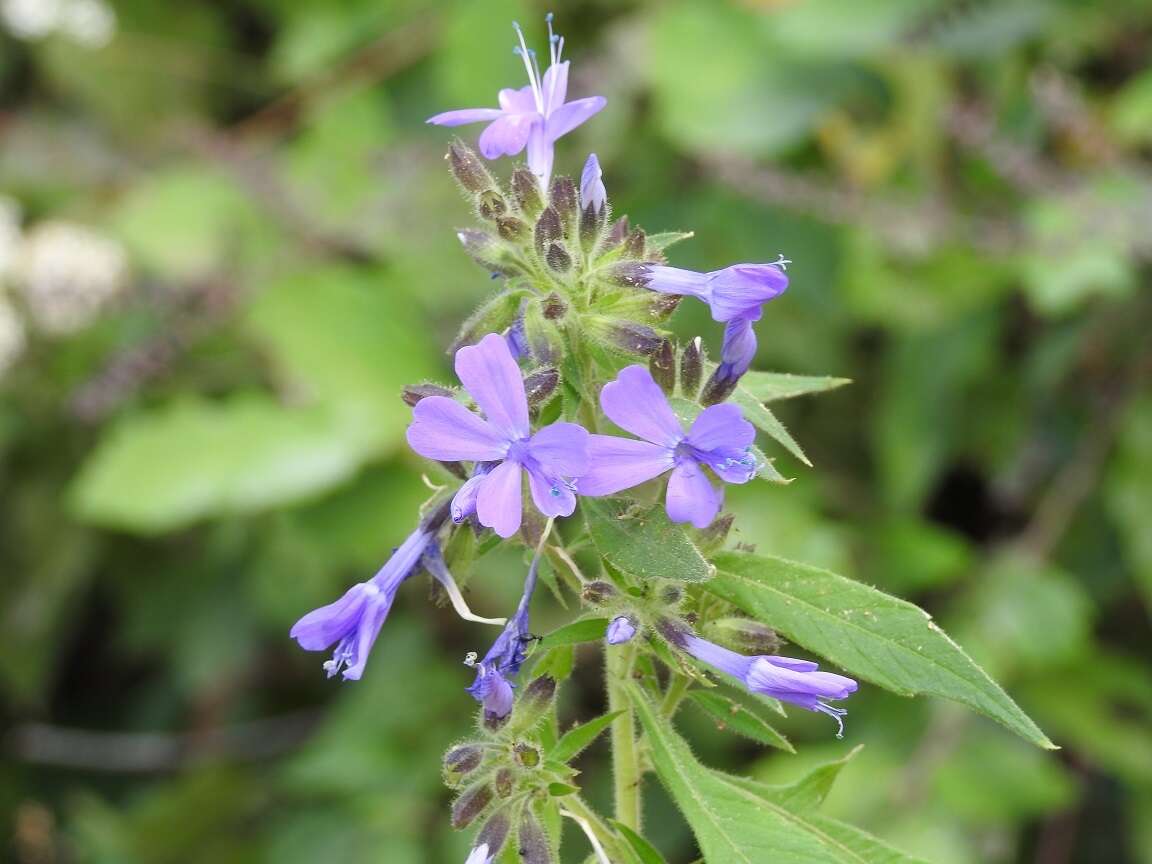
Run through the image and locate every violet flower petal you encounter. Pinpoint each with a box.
[545,95,607,141]
[455,333,530,440]
[426,108,505,126]
[665,460,721,528]
[599,365,684,447]
[478,113,535,159]
[407,395,509,462]
[289,583,372,651]
[687,403,754,452]
[527,421,590,477]
[577,435,673,496]
[527,466,577,518]
[476,459,523,538]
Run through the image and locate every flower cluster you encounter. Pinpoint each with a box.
[291,15,857,863]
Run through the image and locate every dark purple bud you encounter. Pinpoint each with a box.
[545,242,571,272]
[705,616,782,656]
[521,675,556,712]
[476,811,511,859]
[541,293,567,320]
[700,367,740,406]
[696,512,735,550]
[497,215,529,242]
[582,581,617,605]
[657,617,691,649]
[517,810,553,864]
[443,745,483,782]
[512,167,544,217]
[478,190,508,220]
[514,742,540,768]
[495,767,516,797]
[607,321,663,356]
[649,339,675,394]
[579,204,605,253]
[456,229,517,276]
[448,140,495,194]
[608,261,647,289]
[534,206,563,253]
[452,783,493,829]
[549,175,578,227]
[606,215,630,247]
[523,367,559,406]
[622,227,646,259]
[680,337,703,399]
[402,382,454,407]
[660,584,684,606]
[650,292,682,321]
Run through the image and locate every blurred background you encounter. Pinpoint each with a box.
[1,0,1150,862]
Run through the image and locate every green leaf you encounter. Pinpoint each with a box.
[537,617,610,650]
[70,396,370,533]
[546,782,579,797]
[531,645,575,682]
[731,386,812,466]
[706,551,1054,748]
[548,711,624,763]
[583,498,713,583]
[646,231,695,253]
[727,748,861,810]
[739,371,852,403]
[687,690,794,752]
[632,686,912,863]
[611,821,670,864]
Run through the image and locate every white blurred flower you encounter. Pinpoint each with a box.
[0,0,115,47]
[0,197,22,282]
[14,221,128,335]
[0,292,26,379]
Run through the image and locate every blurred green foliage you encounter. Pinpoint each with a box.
[1,0,1150,862]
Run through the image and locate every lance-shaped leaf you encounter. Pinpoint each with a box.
[537,618,611,650]
[688,690,794,752]
[731,386,811,466]
[548,711,624,763]
[706,551,1054,749]
[583,498,713,583]
[739,371,851,403]
[611,821,670,864]
[632,687,920,863]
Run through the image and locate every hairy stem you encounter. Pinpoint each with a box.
[606,640,641,830]
[659,672,692,718]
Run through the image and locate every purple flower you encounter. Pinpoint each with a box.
[290,524,434,680]
[578,366,758,528]
[581,153,606,214]
[406,333,590,538]
[465,844,493,864]
[426,16,606,188]
[466,550,543,722]
[680,631,857,737]
[606,615,637,645]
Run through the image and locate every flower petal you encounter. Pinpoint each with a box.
[719,317,758,378]
[682,634,755,680]
[599,365,684,446]
[427,108,505,127]
[643,264,711,302]
[526,122,553,185]
[455,333,530,440]
[340,593,393,680]
[498,85,537,113]
[577,434,673,496]
[688,403,755,452]
[527,466,577,518]
[478,113,536,159]
[540,61,569,115]
[745,656,858,706]
[706,263,788,322]
[665,460,721,529]
[477,460,523,538]
[407,396,508,461]
[545,95,606,140]
[290,583,370,651]
[528,421,590,477]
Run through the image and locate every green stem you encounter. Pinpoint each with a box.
[659,672,692,718]
[606,640,642,830]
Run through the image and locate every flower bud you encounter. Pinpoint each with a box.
[650,293,682,321]
[606,321,663,356]
[696,512,734,551]
[541,293,567,320]
[517,810,553,864]
[448,140,495,194]
[679,337,703,400]
[608,261,647,289]
[549,175,578,234]
[511,167,544,217]
[478,190,508,221]
[606,215,630,247]
[606,616,638,645]
[443,744,483,783]
[705,617,781,656]
[452,783,493,829]
[534,207,563,253]
[520,675,556,712]
[700,367,739,406]
[580,154,607,214]
[660,584,684,606]
[514,742,540,768]
[523,367,560,407]
[622,227,646,260]
[402,382,454,407]
[456,229,518,276]
[545,242,572,273]
[475,811,511,859]
[649,339,675,394]
[582,581,617,605]
[496,215,528,242]
[495,767,516,797]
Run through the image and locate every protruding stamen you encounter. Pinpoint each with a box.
[512,21,544,112]
[816,702,847,739]
[772,254,792,271]
[463,651,479,667]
